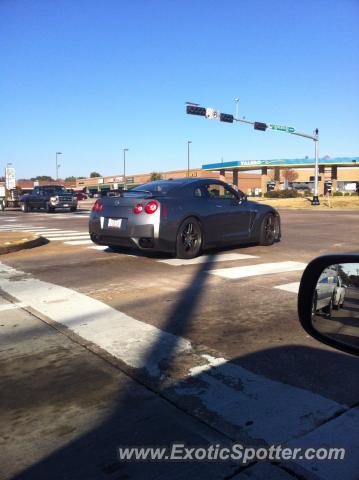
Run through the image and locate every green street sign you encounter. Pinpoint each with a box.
[269,124,295,134]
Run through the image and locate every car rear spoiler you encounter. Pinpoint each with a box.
[119,190,154,197]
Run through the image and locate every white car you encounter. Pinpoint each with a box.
[333,276,346,309]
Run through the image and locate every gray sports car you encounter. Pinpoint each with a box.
[89,178,281,258]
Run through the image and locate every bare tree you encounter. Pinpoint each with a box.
[282,169,299,187]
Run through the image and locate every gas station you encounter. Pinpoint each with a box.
[202,157,359,195]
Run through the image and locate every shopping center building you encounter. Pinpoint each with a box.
[75,157,359,195]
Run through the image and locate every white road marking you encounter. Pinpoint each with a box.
[158,253,258,266]
[210,261,306,279]
[0,302,27,312]
[0,225,29,229]
[64,239,93,245]
[88,246,109,251]
[0,262,345,445]
[275,282,300,293]
[3,219,17,222]
[0,227,61,231]
[44,232,88,238]
[51,236,91,242]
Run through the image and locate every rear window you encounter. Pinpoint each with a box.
[132,181,182,195]
[42,186,68,195]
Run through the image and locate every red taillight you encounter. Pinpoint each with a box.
[134,204,143,214]
[92,200,103,213]
[145,201,158,214]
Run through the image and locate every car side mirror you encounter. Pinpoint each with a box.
[298,254,359,356]
[234,194,246,204]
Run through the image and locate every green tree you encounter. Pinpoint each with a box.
[150,172,162,181]
[65,176,76,182]
[90,172,101,178]
[31,175,54,181]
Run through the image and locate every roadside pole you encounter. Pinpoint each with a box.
[312,129,320,205]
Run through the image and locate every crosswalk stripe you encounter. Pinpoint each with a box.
[88,246,109,251]
[50,236,91,242]
[0,227,61,231]
[64,239,93,245]
[274,282,300,293]
[209,261,306,279]
[158,253,258,266]
[44,232,88,238]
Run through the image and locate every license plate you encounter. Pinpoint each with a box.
[108,218,122,228]
[63,204,69,207]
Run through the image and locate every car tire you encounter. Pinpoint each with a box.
[258,213,279,246]
[322,297,333,318]
[21,202,30,213]
[70,206,77,212]
[176,217,202,259]
[0,202,4,212]
[46,203,54,213]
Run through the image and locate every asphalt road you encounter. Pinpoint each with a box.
[1,207,359,479]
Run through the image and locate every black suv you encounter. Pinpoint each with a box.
[20,185,78,213]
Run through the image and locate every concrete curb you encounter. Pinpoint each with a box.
[0,235,47,255]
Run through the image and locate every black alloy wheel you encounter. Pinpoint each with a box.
[176,217,202,259]
[259,213,277,246]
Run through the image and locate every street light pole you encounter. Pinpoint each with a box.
[311,129,320,205]
[123,148,129,190]
[187,141,192,177]
[56,152,62,180]
[234,98,239,120]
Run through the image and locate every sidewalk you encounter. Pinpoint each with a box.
[0,296,240,479]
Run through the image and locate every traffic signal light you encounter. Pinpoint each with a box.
[324,180,332,194]
[267,181,276,192]
[220,113,234,123]
[254,122,267,131]
[186,105,206,116]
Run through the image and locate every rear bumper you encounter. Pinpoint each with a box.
[89,217,174,252]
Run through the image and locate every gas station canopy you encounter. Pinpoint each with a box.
[202,157,359,171]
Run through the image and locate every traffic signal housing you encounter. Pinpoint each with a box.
[254,122,268,131]
[267,181,276,192]
[186,105,206,116]
[324,180,333,195]
[220,113,234,123]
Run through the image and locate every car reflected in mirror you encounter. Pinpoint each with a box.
[298,255,359,356]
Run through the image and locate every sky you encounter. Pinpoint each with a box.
[1,0,358,179]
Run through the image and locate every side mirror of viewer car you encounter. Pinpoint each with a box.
[298,254,359,356]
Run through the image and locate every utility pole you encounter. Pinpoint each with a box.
[123,148,129,190]
[56,152,62,180]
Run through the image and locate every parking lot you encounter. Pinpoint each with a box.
[1,207,359,479]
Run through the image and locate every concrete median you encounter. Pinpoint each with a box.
[0,231,47,255]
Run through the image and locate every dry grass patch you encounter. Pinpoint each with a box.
[250,195,359,209]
